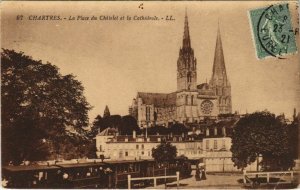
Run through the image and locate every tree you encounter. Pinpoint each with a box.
[119,115,140,135]
[145,125,169,135]
[177,155,192,177]
[1,49,91,164]
[231,111,294,171]
[89,114,126,138]
[108,115,122,129]
[287,119,299,159]
[152,141,177,164]
[2,120,50,164]
[89,115,103,138]
[169,123,188,135]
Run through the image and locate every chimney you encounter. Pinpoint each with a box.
[133,130,136,139]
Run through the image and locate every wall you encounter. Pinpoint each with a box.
[203,137,261,172]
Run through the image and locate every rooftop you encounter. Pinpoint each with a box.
[137,92,176,107]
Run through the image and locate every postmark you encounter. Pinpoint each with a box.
[248,3,298,59]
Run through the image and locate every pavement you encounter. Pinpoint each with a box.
[146,171,244,189]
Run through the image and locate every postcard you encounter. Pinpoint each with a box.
[1,1,300,189]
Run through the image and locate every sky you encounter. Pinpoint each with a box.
[2,1,300,122]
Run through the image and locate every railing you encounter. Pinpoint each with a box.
[117,171,140,182]
[127,171,180,189]
[243,170,299,187]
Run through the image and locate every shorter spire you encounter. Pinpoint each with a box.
[210,22,229,86]
[103,105,110,118]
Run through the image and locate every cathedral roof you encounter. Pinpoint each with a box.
[137,92,176,107]
[197,83,210,90]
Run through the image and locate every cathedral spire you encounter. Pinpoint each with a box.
[182,9,191,49]
[177,10,197,91]
[210,23,229,86]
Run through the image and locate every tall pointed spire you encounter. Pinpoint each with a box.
[210,23,229,86]
[177,9,197,91]
[182,9,191,49]
[210,22,232,114]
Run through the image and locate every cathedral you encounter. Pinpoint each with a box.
[129,13,232,128]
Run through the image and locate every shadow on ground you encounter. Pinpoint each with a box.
[237,177,299,189]
[166,183,188,187]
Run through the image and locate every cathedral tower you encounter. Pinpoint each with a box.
[209,25,232,114]
[176,11,199,123]
[177,11,197,91]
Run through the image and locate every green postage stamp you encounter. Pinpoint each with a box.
[248,3,298,59]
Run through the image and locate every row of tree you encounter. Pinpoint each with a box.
[89,114,189,138]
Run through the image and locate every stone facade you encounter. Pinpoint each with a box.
[94,119,248,172]
[129,13,232,128]
[95,128,203,161]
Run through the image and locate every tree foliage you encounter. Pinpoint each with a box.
[143,123,188,136]
[231,111,294,170]
[152,141,177,164]
[145,125,169,135]
[89,115,103,138]
[287,119,299,159]
[120,115,140,135]
[1,49,91,164]
[89,114,140,137]
[169,123,188,135]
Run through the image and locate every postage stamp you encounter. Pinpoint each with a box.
[248,3,298,59]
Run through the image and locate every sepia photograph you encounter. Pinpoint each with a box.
[1,1,300,189]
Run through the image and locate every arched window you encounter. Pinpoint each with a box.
[191,95,194,105]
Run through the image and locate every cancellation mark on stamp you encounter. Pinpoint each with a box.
[249,3,298,59]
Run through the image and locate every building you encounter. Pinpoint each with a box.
[129,12,232,128]
[94,118,261,172]
[202,119,259,172]
[95,128,203,161]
